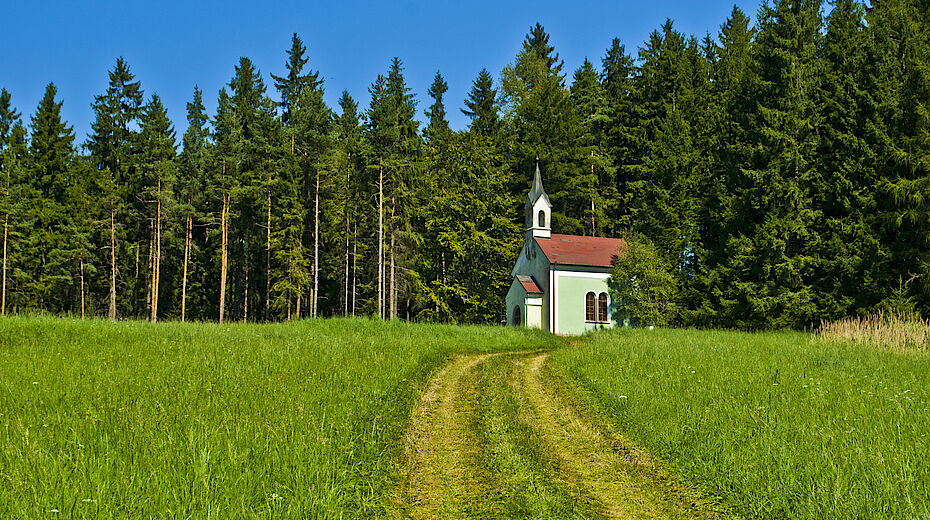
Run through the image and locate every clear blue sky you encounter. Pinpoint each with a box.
[0,0,757,144]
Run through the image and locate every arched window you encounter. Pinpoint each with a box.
[585,292,596,322]
[598,293,609,323]
[538,209,546,228]
[512,305,522,326]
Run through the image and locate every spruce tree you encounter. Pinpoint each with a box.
[177,86,210,321]
[0,89,23,315]
[424,71,450,141]
[600,38,638,235]
[211,87,241,323]
[87,57,144,319]
[868,0,930,311]
[366,58,419,319]
[25,83,77,312]
[501,23,590,233]
[271,33,321,126]
[811,0,886,317]
[138,95,177,322]
[461,69,499,137]
[719,0,824,328]
[331,91,367,316]
[571,58,613,236]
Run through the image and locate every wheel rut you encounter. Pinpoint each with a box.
[393,351,727,519]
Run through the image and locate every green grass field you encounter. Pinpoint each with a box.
[2,318,928,518]
[550,329,930,519]
[0,316,556,518]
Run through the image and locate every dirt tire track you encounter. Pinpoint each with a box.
[393,351,727,519]
[393,353,501,519]
[519,352,725,519]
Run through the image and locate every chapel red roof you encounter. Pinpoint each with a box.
[516,275,542,293]
[536,234,625,268]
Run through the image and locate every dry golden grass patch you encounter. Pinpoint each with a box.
[818,311,930,352]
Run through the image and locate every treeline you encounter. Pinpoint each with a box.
[0,0,928,328]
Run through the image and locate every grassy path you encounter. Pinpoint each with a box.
[393,351,726,519]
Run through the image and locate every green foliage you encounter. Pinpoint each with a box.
[424,70,450,140]
[501,23,592,235]
[461,69,499,137]
[24,83,78,312]
[608,232,678,326]
[3,3,930,326]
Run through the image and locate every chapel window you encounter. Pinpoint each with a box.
[538,209,546,228]
[585,292,596,322]
[512,305,522,326]
[598,293,609,323]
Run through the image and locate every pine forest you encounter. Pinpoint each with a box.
[0,0,928,329]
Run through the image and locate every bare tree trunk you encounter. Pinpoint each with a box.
[440,251,446,321]
[243,261,249,323]
[147,229,154,321]
[265,176,271,321]
[377,162,384,318]
[109,207,117,320]
[344,223,350,317]
[181,207,191,322]
[390,231,396,320]
[295,284,301,318]
[590,158,596,236]
[134,242,139,316]
[313,171,320,317]
[344,157,351,317]
[2,212,7,316]
[157,193,161,321]
[219,192,229,324]
[77,254,84,319]
[151,179,162,323]
[591,198,596,237]
[352,223,357,317]
[390,196,396,320]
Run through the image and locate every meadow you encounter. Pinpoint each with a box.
[4,318,929,519]
[550,328,930,519]
[0,316,556,518]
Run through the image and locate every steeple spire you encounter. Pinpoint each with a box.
[525,160,551,239]
[528,158,548,205]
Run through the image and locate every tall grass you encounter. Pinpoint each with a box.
[818,311,930,352]
[551,328,930,519]
[0,316,556,518]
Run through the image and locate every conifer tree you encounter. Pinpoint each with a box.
[87,57,144,319]
[177,86,209,321]
[868,0,930,310]
[211,87,241,323]
[332,91,367,316]
[26,83,77,311]
[271,33,321,127]
[501,23,590,233]
[0,89,23,315]
[600,38,638,234]
[366,58,419,318]
[461,69,499,137]
[223,57,278,321]
[571,58,613,236]
[719,0,824,328]
[424,71,450,141]
[809,0,886,317]
[138,94,177,322]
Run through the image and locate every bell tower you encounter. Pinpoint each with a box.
[525,160,551,240]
